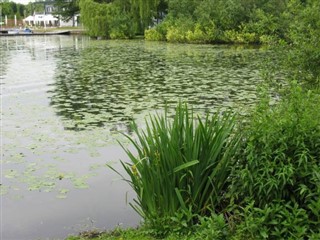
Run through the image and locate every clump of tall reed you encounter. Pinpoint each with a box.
[112,102,240,235]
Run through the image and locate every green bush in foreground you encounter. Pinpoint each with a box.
[112,102,240,237]
[230,83,320,238]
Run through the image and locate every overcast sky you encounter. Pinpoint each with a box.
[12,0,34,5]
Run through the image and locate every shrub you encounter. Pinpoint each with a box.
[113,102,241,236]
[285,0,320,87]
[186,23,207,44]
[203,21,220,42]
[232,201,310,240]
[193,214,229,240]
[259,34,278,45]
[166,26,187,43]
[144,28,165,41]
[165,17,195,43]
[224,29,258,44]
[230,83,320,237]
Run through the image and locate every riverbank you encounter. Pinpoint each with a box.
[66,228,178,240]
[66,224,228,240]
[32,27,86,35]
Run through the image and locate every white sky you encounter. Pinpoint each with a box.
[11,0,34,5]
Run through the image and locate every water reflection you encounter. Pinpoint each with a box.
[49,40,267,131]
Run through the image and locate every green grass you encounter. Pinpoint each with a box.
[66,228,155,240]
[65,218,228,240]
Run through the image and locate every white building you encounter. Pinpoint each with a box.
[23,14,58,27]
[23,13,78,27]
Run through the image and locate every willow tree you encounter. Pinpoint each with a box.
[131,0,161,30]
[79,0,135,38]
[80,0,166,38]
[79,0,111,37]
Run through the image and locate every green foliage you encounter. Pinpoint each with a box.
[112,102,240,237]
[78,0,320,45]
[0,1,26,19]
[165,17,194,43]
[131,0,162,30]
[144,28,165,41]
[66,215,230,240]
[193,214,229,240]
[79,0,163,38]
[285,0,320,86]
[230,83,320,238]
[232,201,309,239]
[223,28,258,44]
[159,17,219,43]
[185,23,208,44]
[54,0,80,22]
[79,0,111,37]
[79,0,135,38]
[166,26,186,43]
[259,34,279,45]
[109,5,135,39]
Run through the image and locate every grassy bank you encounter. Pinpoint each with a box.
[66,226,224,240]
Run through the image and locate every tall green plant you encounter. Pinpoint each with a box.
[111,102,240,235]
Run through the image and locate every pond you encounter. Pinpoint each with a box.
[1,35,281,240]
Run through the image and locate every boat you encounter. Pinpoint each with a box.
[7,29,19,34]
[0,29,70,36]
[7,28,33,34]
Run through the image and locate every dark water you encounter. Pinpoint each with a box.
[1,35,280,240]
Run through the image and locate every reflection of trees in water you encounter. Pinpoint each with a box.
[49,44,169,131]
[49,41,270,131]
[0,39,11,80]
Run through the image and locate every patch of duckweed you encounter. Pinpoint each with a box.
[56,188,69,199]
[0,185,9,195]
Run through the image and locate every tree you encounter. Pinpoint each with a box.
[0,1,26,19]
[54,0,80,23]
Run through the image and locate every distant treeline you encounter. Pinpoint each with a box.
[79,0,318,45]
[0,1,47,20]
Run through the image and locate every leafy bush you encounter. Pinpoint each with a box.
[186,23,208,44]
[230,83,320,238]
[166,26,186,43]
[285,0,320,87]
[144,28,165,41]
[193,214,229,240]
[224,28,258,44]
[232,201,309,240]
[259,34,278,45]
[113,102,240,236]
[165,17,195,43]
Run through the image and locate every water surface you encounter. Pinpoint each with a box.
[1,35,278,240]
